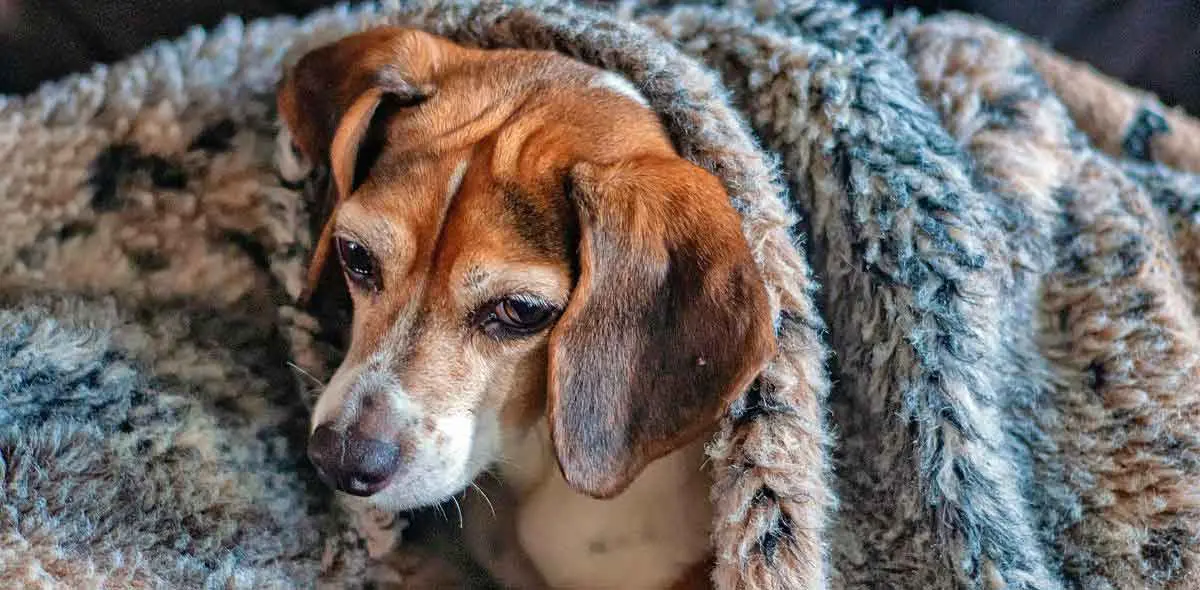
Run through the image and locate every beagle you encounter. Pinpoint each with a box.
[277,27,775,590]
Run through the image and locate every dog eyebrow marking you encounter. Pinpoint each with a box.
[590,71,649,107]
[431,158,472,251]
[446,158,470,203]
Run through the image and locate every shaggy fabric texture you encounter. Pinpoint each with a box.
[4,0,1200,588]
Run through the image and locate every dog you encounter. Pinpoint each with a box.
[276,27,775,589]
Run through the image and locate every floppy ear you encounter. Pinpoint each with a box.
[547,156,776,498]
[274,27,434,305]
[299,88,395,305]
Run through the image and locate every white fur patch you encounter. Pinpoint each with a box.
[510,430,713,589]
[590,71,650,107]
[366,409,497,512]
[446,159,470,201]
[311,363,363,431]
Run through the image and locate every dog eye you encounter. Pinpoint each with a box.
[335,237,378,288]
[484,296,558,337]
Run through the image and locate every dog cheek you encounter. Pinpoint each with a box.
[408,412,487,482]
[430,408,501,482]
[493,349,550,432]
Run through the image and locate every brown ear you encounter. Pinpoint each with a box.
[299,89,391,304]
[275,27,435,304]
[547,156,776,498]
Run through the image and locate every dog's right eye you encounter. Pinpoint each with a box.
[335,237,379,289]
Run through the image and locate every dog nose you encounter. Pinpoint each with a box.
[307,424,403,496]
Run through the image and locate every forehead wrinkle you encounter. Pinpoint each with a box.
[408,86,525,153]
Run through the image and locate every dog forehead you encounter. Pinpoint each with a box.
[344,148,571,287]
[436,171,575,283]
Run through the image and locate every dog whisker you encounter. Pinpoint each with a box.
[470,482,497,519]
[450,495,464,529]
[286,361,326,389]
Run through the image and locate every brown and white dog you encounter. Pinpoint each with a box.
[276,27,775,590]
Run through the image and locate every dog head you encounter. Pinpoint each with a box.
[278,27,775,509]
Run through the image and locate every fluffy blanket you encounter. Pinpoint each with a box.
[4,0,1200,588]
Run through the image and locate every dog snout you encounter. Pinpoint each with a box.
[307,424,404,496]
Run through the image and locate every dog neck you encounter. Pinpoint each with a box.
[497,425,715,589]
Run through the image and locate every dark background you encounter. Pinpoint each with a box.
[2,1,1198,114]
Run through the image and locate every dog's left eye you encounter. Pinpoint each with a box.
[335,237,378,288]
[482,296,558,337]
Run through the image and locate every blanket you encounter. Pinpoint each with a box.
[4,0,1200,588]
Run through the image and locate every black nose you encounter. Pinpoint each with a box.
[307,424,403,496]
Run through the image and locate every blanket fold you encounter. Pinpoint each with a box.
[4,1,1200,588]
